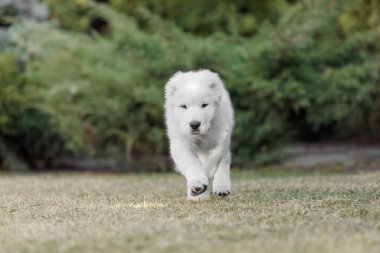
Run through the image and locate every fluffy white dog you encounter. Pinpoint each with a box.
[164,69,234,201]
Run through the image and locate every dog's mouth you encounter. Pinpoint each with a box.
[191,130,201,135]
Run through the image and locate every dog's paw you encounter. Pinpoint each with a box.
[187,177,209,201]
[213,176,231,197]
[190,184,208,196]
[187,177,208,195]
[213,190,230,197]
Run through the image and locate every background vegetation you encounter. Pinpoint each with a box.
[1,0,380,170]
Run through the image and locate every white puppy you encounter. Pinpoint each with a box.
[164,69,234,201]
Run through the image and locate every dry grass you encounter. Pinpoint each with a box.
[1,171,380,253]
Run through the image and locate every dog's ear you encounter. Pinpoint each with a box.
[205,70,222,91]
[165,71,183,97]
[208,79,222,93]
[209,82,217,89]
[207,72,223,105]
[166,84,177,97]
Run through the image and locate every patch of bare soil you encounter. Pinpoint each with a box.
[280,143,380,172]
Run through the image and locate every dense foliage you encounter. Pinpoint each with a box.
[0,0,380,170]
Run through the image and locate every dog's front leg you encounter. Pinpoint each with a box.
[212,149,231,196]
[203,146,231,196]
[202,143,226,179]
[203,129,231,196]
[170,140,210,201]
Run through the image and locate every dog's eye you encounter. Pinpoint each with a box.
[180,104,187,109]
[201,103,208,108]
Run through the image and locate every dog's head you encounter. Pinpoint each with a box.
[165,69,223,136]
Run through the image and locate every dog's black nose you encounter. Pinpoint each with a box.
[190,121,201,130]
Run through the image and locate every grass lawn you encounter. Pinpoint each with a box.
[1,170,380,253]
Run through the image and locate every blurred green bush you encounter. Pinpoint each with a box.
[1,0,380,170]
[0,51,63,170]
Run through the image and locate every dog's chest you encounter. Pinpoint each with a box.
[194,136,216,151]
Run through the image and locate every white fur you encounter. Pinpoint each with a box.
[164,69,234,201]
